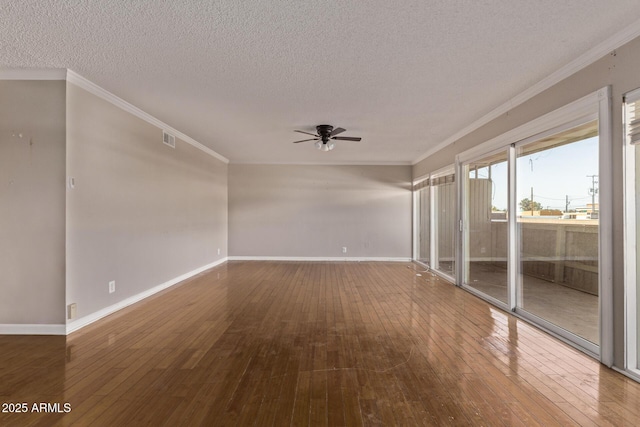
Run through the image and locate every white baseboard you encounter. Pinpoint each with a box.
[227,256,411,262]
[0,324,66,335]
[66,258,227,334]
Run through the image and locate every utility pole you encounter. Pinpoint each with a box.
[531,187,534,216]
[565,195,570,213]
[587,175,598,216]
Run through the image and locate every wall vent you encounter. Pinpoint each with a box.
[163,131,176,148]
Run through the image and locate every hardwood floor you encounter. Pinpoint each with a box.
[466,262,599,344]
[2,261,640,426]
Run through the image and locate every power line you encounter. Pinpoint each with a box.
[532,195,590,201]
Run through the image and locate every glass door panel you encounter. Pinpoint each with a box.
[433,173,455,278]
[463,152,508,303]
[516,120,599,344]
[417,187,430,265]
[623,88,639,371]
[636,138,640,365]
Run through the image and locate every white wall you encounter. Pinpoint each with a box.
[65,82,228,321]
[0,80,66,326]
[229,164,412,259]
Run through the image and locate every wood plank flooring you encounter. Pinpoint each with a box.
[2,261,640,426]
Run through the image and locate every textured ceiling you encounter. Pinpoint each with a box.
[3,1,640,164]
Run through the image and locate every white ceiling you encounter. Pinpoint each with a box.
[3,1,640,164]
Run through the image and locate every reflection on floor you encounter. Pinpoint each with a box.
[467,262,598,344]
[1,261,638,425]
[435,260,455,278]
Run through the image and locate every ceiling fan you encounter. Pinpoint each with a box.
[293,125,362,151]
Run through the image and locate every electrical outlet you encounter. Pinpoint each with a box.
[217,248,221,255]
[342,247,347,254]
[109,280,116,294]
[67,303,77,320]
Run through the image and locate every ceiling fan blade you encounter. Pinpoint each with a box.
[330,127,346,137]
[293,138,318,143]
[294,130,319,137]
[332,136,362,141]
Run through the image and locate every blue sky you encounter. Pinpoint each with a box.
[475,137,599,211]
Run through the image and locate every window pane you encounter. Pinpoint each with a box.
[636,143,640,365]
[516,120,599,344]
[464,152,508,303]
[434,174,456,278]
[417,187,430,265]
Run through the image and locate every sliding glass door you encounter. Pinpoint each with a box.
[462,151,509,304]
[515,120,599,346]
[432,170,456,279]
[415,180,430,266]
[414,170,456,280]
[624,89,640,376]
[418,88,611,359]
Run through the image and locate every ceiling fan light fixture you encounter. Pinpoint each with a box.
[315,141,335,151]
[314,141,336,151]
[296,125,359,151]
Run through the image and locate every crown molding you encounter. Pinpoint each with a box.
[412,17,640,166]
[232,160,412,166]
[66,69,229,164]
[0,68,67,80]
[0,68,229,163]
